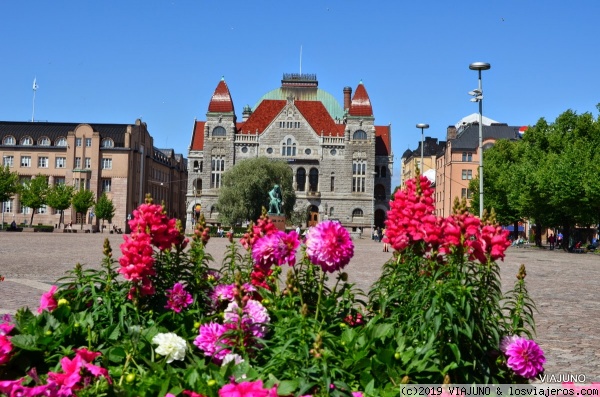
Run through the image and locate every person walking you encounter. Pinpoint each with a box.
[548,233,555,250]
[382,228,389,252]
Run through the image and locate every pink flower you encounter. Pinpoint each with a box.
[211,283,256,304]
[252,230,300,270]
[305,221,354,272]
[38,285,58,313]
[194,322,230,360]
[165,282,194,313]
[183,391,208,397]
[224,299,270,338]
[502,336,546,378]
[218,379,277,397]
[0,335,13,365]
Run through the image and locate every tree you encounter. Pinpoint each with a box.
[0,165,20,204]
[95,192,116,233]
[217,157,296,225]
[71,189,95,230]
[20,175,49,226]
[46,183,74,227]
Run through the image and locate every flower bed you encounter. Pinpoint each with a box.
[0,176,545,397]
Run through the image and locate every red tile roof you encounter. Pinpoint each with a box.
[375,125,391,156]
[208,79,235,113]
[295,101,344,137]
[349,82,373,117]
[238,100,286,134]
[190,121,205,150]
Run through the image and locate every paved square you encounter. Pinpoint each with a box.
[0,232,598,381]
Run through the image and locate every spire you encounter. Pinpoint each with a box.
[208,77,235,113]
[348,80,373,117]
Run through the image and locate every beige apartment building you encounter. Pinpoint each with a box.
[401,136,446,187]
[1,120,187,232]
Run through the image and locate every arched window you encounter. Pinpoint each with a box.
[101,138,114,148]
[352,208,364,218]
[309,168,319,192]
[374,184,386,201]
[193,160,199,171]
[55,137,67,147]
[194,178,202,194]
[212,126,226,137]
[21,136,33,145]
[353,130,367,140]
[296,168,306,191]
[38,137,50,146]
[282,137,297,156]
[2,136,15,145]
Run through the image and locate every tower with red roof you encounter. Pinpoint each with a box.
[186,73,392,233]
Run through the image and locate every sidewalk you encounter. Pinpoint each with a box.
[0,233,598,380]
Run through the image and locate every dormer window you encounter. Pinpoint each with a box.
[101,138,114,148]
[353,130,367,140]
[21,136,33,145]
[212,126,226,137]
[38,137,50,146]
[55,137,67,147]
[2,136,15,145]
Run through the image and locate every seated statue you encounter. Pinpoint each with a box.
[268,184,283,215]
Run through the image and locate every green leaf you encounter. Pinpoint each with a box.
[277,380,298,395]
[9,334,41,351]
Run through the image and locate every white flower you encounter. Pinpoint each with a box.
[152,332,187,363]
[221,353,244,367]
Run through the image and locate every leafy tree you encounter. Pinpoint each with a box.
[71,189,95,230]
[95,192,116,233]
[0,165,20,204]
[20,175,49,226]
[46,183,74,227]
[217,157,296,225]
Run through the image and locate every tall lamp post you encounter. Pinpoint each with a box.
[468,62,491,218]
[416,123,429,173]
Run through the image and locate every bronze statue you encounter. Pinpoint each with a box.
[268,184,283,215]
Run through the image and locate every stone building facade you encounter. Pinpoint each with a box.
[186,74,393,233]
[0,120,187,231]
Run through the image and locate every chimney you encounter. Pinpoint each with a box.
[446,125,457,140]
[343,86,352,111]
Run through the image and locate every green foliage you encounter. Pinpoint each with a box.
[46,183,74,225]
[0,165,20,203]
[19,174,49,226]
[71,189,95,229]
[217,157,296,225]
[95,192,116,231]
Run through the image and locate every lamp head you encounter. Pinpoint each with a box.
[469,62,491,71]
[416,123,429,129]
[468,89,482,96]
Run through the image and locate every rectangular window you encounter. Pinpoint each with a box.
[85,138,92,147]
[56,157,66,168]
[38,205,47,214]
[461,188,473,199]
[20,156,31,167]
[352,160,366,192]
[55,177,65,185]
[101,178,111,192]
[85,157,91,169]
[76,138,82,147]
[21,205,30,214]
[462,169,473,180]
[102,158,112,169]
[330,176,335,192]
[3,155,14,167]
[75,157,81,168]
[2,200,13,212]
[38,156,48,168]
[462,152,473,162]
[210,155,225,188]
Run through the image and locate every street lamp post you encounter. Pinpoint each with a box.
[469,62,491,218]
[416,123,429,173]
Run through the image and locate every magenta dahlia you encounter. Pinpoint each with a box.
[502,336,546,378]
[305,221,354,272]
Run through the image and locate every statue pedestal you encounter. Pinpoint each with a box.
[269,214,286,231]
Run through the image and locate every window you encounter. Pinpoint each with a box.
[75,157,82,168]
[20,156,31,167]
[352,160,366,192]
[266,147,273,154]
[212,126,226,137]
[309,168,319,192]
[330,174,335,192]
[56,157,66,168]
[85,138,92,147]
[38,156,48,168]
[282,138,297,156]
[329,207,334,217]
[85,157,91,169]
[21,205,30,214]
[55,177,65,185]
[21,136,33,145]
[353,130,367,140]
[38,205,48,214]
[330,149,337,156]
[38,137,50,146]
[56,137,67,147]
[211,156,225,188]
[3,136,15,145]
[75,138,82,147]
[462,152,473,162]
[3,155,14,167]
[296,168,306,191]
[461,188,473,199]
[352,208,364,218]
[462,169,473,180]
[2,200,13,213]
[241,146,248,153]
[101,178,112,192]
[305,148,311,155]
[101,138,114,148]
[102,158,112,169]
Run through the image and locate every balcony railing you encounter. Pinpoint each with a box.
[307,191,321,197]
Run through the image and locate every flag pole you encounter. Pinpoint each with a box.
[32,77,38,122]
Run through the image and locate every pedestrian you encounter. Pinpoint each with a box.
[296,225,301,236]
[548,233,555,250]
[382,228,389,252]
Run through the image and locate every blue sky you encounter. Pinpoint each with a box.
[1,1,599,187]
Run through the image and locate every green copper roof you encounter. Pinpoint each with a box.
[255,88,345,120]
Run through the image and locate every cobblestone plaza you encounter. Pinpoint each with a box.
[0,233,598,381]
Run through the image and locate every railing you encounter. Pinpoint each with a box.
[321,136,345,145]
[234,135,258,143]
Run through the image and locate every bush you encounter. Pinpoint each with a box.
[0,184,545,397]
[32,225,54,232]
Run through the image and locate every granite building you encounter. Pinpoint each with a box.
[186,73,393,233]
